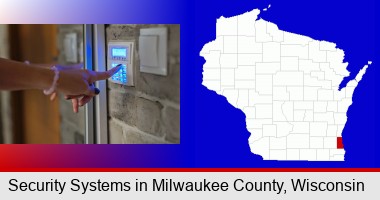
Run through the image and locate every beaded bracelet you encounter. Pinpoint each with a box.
[43,66,60,95]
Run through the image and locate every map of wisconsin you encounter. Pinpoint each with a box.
[200,8,370,161]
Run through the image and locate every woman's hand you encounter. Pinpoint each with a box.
[48,63,83,102]
[0,58,120,113]
[56,64,122,113]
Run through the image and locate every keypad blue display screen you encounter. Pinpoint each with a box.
[112,48,127,57]
[111,63,127,84]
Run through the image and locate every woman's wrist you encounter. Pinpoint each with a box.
[43,66,60,95]
[0,58,58,91]
[30,65,55,90]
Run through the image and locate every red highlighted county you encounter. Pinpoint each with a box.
[337,137,344,149]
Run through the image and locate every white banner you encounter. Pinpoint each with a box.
[0,172,377,199]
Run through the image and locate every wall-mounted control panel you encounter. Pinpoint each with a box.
[107,41,134,86]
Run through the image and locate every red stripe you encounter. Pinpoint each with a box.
[0,168,379,172]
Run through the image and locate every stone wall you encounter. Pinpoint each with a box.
[106,24,180,144]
